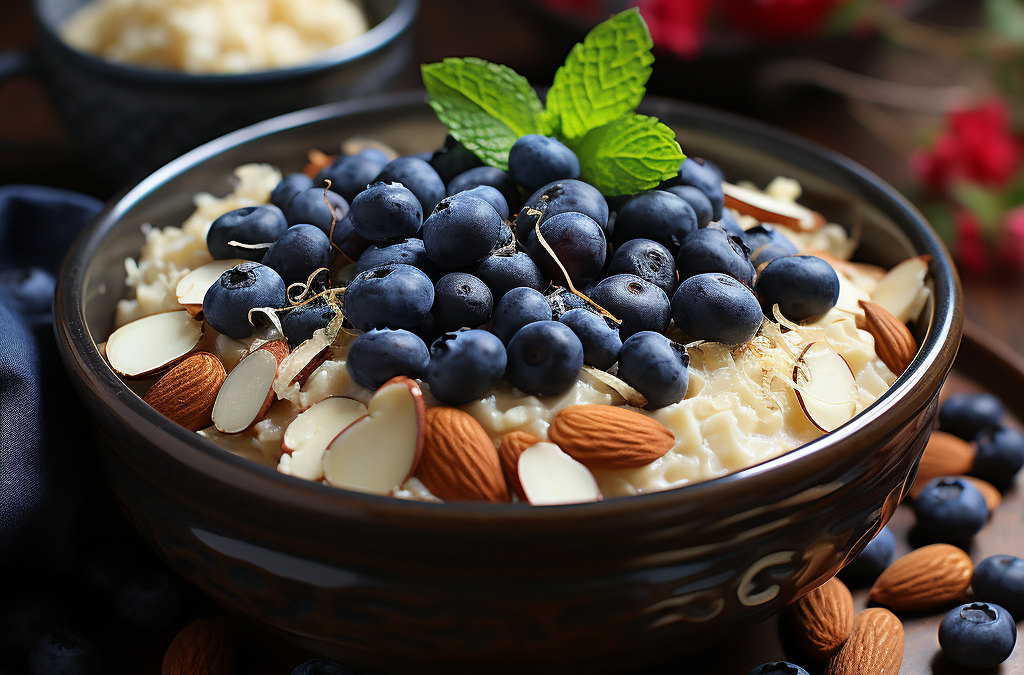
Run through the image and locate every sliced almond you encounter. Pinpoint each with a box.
[280,397,367,481]
[789,576,854,658]
[175,259,245,316]
[105,310,204,378]
[870,544,973,611]
[518,442,602,506]
[547,405,675,470]
[303,149,335,179]
[871,255,930,323]
[794,342,859,433]
[826,608,904,675]
[499,431,541,501]
[909,431,975,498]
[143,352,226,431]
[858,300,917,376]
[722,182,825,232]
[211,345,284,434]
[416,407,508,503]
[322,377,424,494]
[810,250,886,284]
[273,333,332,397]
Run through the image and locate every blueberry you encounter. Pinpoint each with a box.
[0,592,67,657]
[427,330,507,405]
[710,210,746,238]
[665,157,724,221]
[939,602,1016,669]
[755,255,840,322]
[460,185,510,221]
[432,273,492,332]
[611,191,698,253]
[972,426,1024,489]
[348,182,423,242]
[262,224,331,286]
[345,329,429,390]
[840,525,896,586]
[0,267,55,315]
[940,393,1005,440]
[27,630,99,675]
[559,308,621,369]
[506,321,584,397]
[491,287,552,344]
[744,225,799,267]
[507,134,581,192]
[474,252,544,302]
[671,273,762,345]
[516,179,609,241]
[271,173,314,210]
[746,662,809,675]
[356,238,441,280]
[606,238,676,295]
[492,220,516,253]
[283,187,350,232]
[207,205,288,261]
[374,156,445,214]
[590,274,671,339]
[203,262,287,339]
[663,184,713,228]
[973,555,1024,619]
[327,214,371,263]
[422,194,502,270]
[343,264,434,332]
[429,135,483,183]
[447,166,520,214]
[525,211,607,291]
[280,299,336,347]
[676,227,755,287]
[291,658,362,675]
[617,331,689,408]
[114,571,184,632]
[546,287,590,320]
[913,477,988,545]
[317,151,389,203]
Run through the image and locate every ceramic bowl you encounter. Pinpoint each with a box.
[54,91,962,674]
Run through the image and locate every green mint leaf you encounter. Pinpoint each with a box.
[422,58,544,170]
[546,8,654,140]
[573,114,685,196]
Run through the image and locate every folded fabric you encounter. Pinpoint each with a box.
[0,185,104,561]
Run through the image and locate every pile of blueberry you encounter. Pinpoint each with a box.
[201,133,840,408]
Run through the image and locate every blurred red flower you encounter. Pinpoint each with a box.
[638,0,714,59]
[998,207,1024,270]
[719,0,842,38]
[953,210,989,275]
[912,99,1021,194]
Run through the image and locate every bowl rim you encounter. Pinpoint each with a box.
[54,90,963,523]
[34,0,418,86]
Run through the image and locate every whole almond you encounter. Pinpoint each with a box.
[417,407,509,502]
[143,352,226,431]
[547,405,675,470]
[909,431,975,498]
[870,543,973,611]
[858,300,917,376]
[499,430,541,501]
[826,608,904,675]
[789,576,854,658]
[962,475,1001,511]
[162,617,236,675]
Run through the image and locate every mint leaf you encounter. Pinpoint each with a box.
[573,114,684,195]
[546,8,654,140]
[422,58,544,170]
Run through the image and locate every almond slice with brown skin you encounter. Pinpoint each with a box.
[499,431,540,501]
[722,182,825,232]
[143,352,226,431]
[280,396,367,481]
[826,608,904,675]
[858,300,917,376]
[871,255,931,323]
[105,310,204,378]
[211,342,287,434]
[789,576,854,658]
[273,333,332,397]
[908,431,975,498]
[793,342,859,433]
[870,544,973,611]
[175,259,245,317]
[547,405,675,470]
[518,442,602,506]
[417,407,508,502]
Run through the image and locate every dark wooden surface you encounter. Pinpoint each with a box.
[3,0,1023,673]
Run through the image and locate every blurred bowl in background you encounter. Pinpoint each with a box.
[2,0,417,188]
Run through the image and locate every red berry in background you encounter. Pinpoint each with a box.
[638,0,714,58]
[720,0,843,38]
[998,207,1024,271]
[953,210,990,276]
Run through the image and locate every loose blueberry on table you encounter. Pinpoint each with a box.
[105,9,925,506]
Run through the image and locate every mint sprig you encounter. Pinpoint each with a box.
[421,8,684,196]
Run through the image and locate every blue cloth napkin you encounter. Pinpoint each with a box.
[0,185,104,565]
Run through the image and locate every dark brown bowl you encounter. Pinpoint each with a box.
[54,91,962,674]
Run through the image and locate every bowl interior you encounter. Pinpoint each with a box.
[66,92,959,514]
